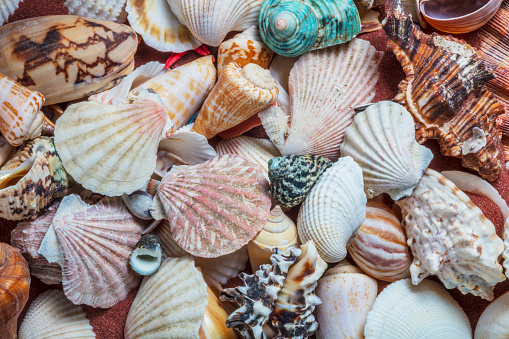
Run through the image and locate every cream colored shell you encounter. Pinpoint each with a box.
[474,290,509,339]
[64,0,128,22]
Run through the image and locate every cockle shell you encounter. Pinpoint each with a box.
[474,290,509,339]
[38,194,143,308]
[0,15,137,105]
[64,0,128,23]
[364,278,471,338]
[396,169,505,300]
[0,0,22,26]
[340,101,433,200]
[348,203,412,282]
[297,156,367,263]
[259,0,361,57]
[18,289,95,339]
[192,63,278,139]
[130,234,162,276]
[383,0,503,181]
[168,0,263,47]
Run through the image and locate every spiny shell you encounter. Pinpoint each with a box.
[474,290,509,339]
[64,0,128,22]
[0,0,22,26]
[0,15,137,105]
[364,278,471,339]
[18,289,95,339]
[130,234,162,276]
[297,156,367,263]
[341,101,433,200]
[396,169,505,300]
[259,0,361,57]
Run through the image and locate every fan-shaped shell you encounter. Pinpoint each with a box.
[64,0,128,22]
[364,278,471,338]
[19,289,95,339]
[474,290,509,339]
[0,0,22,25]
[341,101,433,200]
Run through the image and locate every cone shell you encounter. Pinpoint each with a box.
[474,290,509,339]
[364,279,471,338]
[192,63,278,139]
[0,15,137,105]
[0,0,22,25]
[154,154,271,257]
[396,169,505,300]
[125,256,209,338]
[64,0,128,22]
[19,289,95,339]
[297,156,367,263]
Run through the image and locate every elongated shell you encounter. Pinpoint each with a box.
[364,278,471,338]
[192,63,278,139]
[64,0,128,22]
[19,289,95,339]
[341,101,433,200]
[0,15,137,105]
[474,290,509,339]
[396,169,505,300]
[297,156,367,263]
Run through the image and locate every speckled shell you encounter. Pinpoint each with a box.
[259,0,361,57]
[474,290,509,339]
[0,15,137,105]
[268,155,332,208]
[130,234,162,276]
[18,289,95,339]
[64,0,127,22]
[297,156,367,263]
[192,63,278,139]
[0,137,71,220]
[383,0,503,181]
[364,279,471,339]
[396,169,505,300]
[0,0,22,25]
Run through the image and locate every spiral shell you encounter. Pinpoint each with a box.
[130,234,162,276]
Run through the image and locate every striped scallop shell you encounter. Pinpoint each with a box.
[0,0,22,25]
[64,0,127,22]
[474,290,509,339]
[19,289,95,339]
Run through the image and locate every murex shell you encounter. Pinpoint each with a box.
[396,169,505,300]
[0,15,137,105]
[474,290,509,339]
[341,101,433,200]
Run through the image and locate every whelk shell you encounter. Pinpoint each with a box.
[64,0,128,23]
[474,290,509,339]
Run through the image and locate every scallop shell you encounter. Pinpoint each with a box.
[64,0,128,23]
[259,0,361,57]
[340,101,433,200]
[18,289,95,339]
[192,63,278,139]
[124,256,209,338]
[130,234,162,276]
[0,0,22,26]
[297,156,367,263]
[38,194,143,308]
[364,278,471,338]
[474,290,509,339]
[168,0,263,47]
[396,169,505,300]
[55,90,172,196]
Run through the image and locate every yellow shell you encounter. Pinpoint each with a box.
[199,286,237,339]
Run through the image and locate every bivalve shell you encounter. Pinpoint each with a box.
[64,0,128,23]
[0,0,22,26]
[474,290,509,339]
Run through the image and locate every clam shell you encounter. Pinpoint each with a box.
[297,156,367,263]
[19,289,95,339]
[0,0,22,26]
[130,234,162,276]
[474,290,509,339]
[64,0,128,22]
[364,278,471,338]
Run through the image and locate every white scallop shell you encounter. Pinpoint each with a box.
[364,279,471,339]
[0,0,22,26]
[64,0,128,22]
[474,290,509,339]
[19,289,95,339]
[340,101,433,200]
[297,156,367,263]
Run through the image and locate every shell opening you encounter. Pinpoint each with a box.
[0,158,35,189]
[130,248,162,276]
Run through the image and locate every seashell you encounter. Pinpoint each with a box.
[122,190,154,220]
[0,243,30,339]
[364,278,471,338]
[268,155,332,208]
[55,90,172,196]
[396,169,505,300]
[247,205,300,270]
[168,0,263,47]
[259,0,361,57]
[400,0,422,23]
[0,15,137,105]
[0,135,16,168]
[130,234,162,276]
[315,261,377,339]
[125,256,209,338]
[0,137,71,220]
[64,0,128,23]
[258,106,289,151]
[217,114,263,140]
[383,0,503,181]
[297,156,367,263]
[353,0,384,9]
[38,194,143,308]
[192,63,278,139]
[152,154,271,258]
[340,101,433,200]
[217,26,274,75]
[474,290,509,339]
[201,286,238,339]
[0,0,22,26]
[18,289,95,339]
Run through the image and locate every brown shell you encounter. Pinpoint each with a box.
[383,0,503,181]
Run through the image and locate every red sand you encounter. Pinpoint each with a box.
[2,1,509,337]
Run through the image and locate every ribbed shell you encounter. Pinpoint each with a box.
[64,0,127,22]
[125,256,209,339]
[18,289,95,339]
[297,157,367,263]
[364,279,471,339]
[396,169,505,300]
[258,106,289,151]
[0,0,22,25]
[154,154,271,258]
[341,101,433,200]
[168,0,263,47]
[474,290,509,339]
